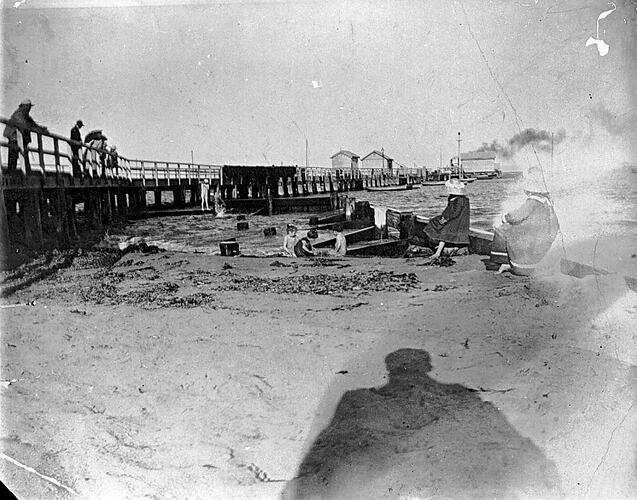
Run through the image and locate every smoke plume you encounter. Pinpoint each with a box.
[468,128,566,159]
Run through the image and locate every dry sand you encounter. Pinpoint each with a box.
[1,239,636,499]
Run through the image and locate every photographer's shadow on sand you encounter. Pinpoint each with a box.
[282,348,561,499]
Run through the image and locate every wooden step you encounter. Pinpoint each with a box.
[347,239,409,257]
[314,225,376,248]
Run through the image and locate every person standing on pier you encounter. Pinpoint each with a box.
[423,178,470,262]
[108,145,119,176]
[98,136,108,178]
[83,130,107,178]
[70,120,84,177]
[489,168,559,276]
[3,99,48,171]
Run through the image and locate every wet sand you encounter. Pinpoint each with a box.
[1,239,636,499]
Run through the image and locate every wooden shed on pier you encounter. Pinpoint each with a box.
[330,150,360,174]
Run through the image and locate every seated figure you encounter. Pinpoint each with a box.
[423,178,470,261]
[489,168,560,276]
[294,229,319,257]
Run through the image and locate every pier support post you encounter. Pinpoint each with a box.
[267,194,274,216]
[330,192,338,211]
[23,190,44,251]
[118,189,129,219]
[102,189,113,225]
[51,189,70,248]
[66,192,78,242]
[109,190,118,219]
[87,189,103,229]
[0,185,10,259]
[154,189,162,208]
[174,187,185,208]
[127,189,136,213]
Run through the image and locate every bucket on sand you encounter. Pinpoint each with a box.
[220,241,240,256]
[263,227,277,237]
[237,222,249,231]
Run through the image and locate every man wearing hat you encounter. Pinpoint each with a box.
[70,120,84,177]
[489,167,560,275]
[423,178,471,262]
[2,99,48,171]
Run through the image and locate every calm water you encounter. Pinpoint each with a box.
[356,178,512,229]
[116,167,635,256]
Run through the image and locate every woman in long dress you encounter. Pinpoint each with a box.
[423,178,470,262]
[489,168,559,275]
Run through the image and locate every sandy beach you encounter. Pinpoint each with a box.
[1,235,636,499]
[2,0,636,497]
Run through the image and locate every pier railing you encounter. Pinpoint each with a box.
[0,117,221,186]
[0,117,423,194]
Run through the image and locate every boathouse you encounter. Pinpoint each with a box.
[330,150,360,174]
[360,150,393,176]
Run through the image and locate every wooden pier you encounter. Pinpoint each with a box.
[0,117,417,263]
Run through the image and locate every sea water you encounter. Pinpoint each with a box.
[117,166,635,256]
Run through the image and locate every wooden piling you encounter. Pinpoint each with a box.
[0,175,10,258]
[102,189,113,224]
[109,190,118,219]
[267,195,274,216]
[51,190,70,247]
[174,187,185,208]
[119,190,129,218]
[66,192,78,242]
[23,190,44,250]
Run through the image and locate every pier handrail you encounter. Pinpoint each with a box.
[0,117,221,184]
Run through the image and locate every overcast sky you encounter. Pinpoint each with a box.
[2,0,636,169]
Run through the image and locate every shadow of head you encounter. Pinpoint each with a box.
[384,348,431,376]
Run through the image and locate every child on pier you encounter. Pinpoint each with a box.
[283,224,298,257]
